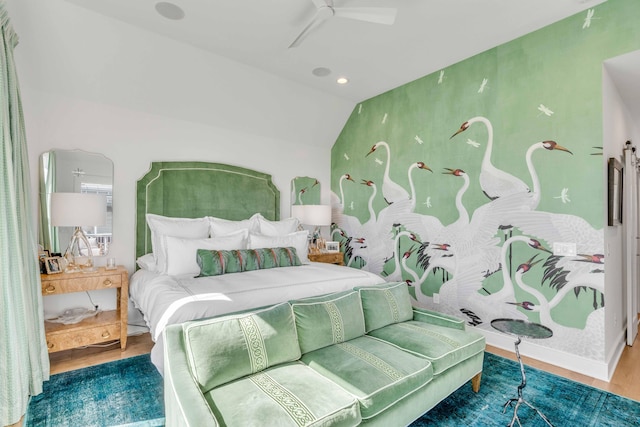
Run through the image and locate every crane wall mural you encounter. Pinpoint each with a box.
[330,0,640,362]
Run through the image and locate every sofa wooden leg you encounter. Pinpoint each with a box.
[471,372,482,392]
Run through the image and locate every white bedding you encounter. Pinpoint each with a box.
[130,262,385,369]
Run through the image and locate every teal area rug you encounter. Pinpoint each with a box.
[25,354,164,427]
[26,352,640,426]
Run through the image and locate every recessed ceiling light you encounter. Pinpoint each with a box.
[155,2,185,20]
[312,67,332,77]
[336,77,349,85]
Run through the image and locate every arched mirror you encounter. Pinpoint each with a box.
[39,149,113,256]
[290,176,320,206]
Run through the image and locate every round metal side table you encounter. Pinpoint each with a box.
[491,318,554,427]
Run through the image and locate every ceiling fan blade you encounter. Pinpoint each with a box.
[289,7,333,48]
[333,7,397,25]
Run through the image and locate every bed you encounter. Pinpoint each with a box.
[130,161,384,373]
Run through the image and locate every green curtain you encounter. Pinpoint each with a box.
[38,151,58,253]
[0,2,50,425]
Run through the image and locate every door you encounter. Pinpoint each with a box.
[624,145,639,346]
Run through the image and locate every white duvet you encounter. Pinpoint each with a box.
[130,262,384,342]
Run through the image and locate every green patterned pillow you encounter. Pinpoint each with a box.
[197,247,301,277]
[184,303,301,392]
[291,291,365,354]
[357,282,414,333]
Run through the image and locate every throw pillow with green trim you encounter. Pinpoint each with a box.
[357,282,414,333]
[184,302,301,391]
[197,247,301,277]
[291,291,365,354]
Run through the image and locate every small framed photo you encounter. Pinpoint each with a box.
[38,250,50,273]
[44,256,63,274]
[326,241,340,253]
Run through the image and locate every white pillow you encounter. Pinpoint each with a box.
[146,214,210,274]
[249,230,310,264]
[164,230,249,276]
[136,253,158,272]
[208,213,261,236]
[257,216,300,236]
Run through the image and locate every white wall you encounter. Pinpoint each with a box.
[602,63,638,378]
[6,0,355,316]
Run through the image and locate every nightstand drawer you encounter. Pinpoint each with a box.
[308,252,344,265]
[42,274,122,295]
[45,321,120,353]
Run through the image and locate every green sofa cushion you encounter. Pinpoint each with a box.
[184,303,301,392]
[197,247,301,277]
[357,282,414,332]
[206,362,361,427]
[291,291,366,354]
[301,336,433,420]
[368,320,486,375]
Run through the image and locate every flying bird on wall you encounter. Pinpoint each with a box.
[553,188,571,203]
[537,104,554,116]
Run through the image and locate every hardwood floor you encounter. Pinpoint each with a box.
[48,331,640,402]
[48,332,154,376]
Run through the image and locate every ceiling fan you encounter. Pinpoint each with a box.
[289,0,397,48]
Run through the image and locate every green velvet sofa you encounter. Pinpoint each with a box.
[163,282,486,426]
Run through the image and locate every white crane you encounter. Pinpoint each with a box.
[331,173,359,233]
[450,116,529,200]
[523,140,573,210]
[506,209,604,279]
[366,141,410,204]
[407,161,432,209]
[509,255,605,359]
[348,180,414,275]
[383,230,421,282]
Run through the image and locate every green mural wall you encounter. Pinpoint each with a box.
[330,0,640,361]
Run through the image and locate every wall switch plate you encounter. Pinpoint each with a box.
[553,242,577,257]
[433,293,440,304]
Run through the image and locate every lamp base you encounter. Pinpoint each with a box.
[62,227,96,273]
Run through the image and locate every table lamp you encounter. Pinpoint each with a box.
[50,192,107,272]
[295,205,331,253]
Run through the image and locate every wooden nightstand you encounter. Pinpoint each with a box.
[308,252,345,266]
[41,266,128,353]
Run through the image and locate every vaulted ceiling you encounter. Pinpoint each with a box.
[65,0,608,102]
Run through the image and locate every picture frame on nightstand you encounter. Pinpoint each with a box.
[38,249,50,273]
[326,241,340,253]
[44,256,63,274]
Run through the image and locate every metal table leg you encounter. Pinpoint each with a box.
[502,337,554,427]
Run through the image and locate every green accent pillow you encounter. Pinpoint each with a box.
[291,291,366,354]
[184,303,301,392]
[197,247,301,277]
[357,282,414,333]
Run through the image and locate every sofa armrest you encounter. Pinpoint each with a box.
[412,308,465,330]
[164,324,220,427]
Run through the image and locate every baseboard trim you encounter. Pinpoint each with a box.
[477,327,614,382]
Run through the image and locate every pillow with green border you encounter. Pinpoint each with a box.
[291,291,365,354]
[357,282,414,333]
[184,302,301,392]
[197,247,301,277]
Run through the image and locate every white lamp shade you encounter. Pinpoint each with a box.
[50,192,107,227]
[300,205,331,226]
[291,205,306,223]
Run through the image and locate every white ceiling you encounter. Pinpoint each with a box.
[64,0,609,102]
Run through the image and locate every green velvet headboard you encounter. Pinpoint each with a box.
[136,161,280,261]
